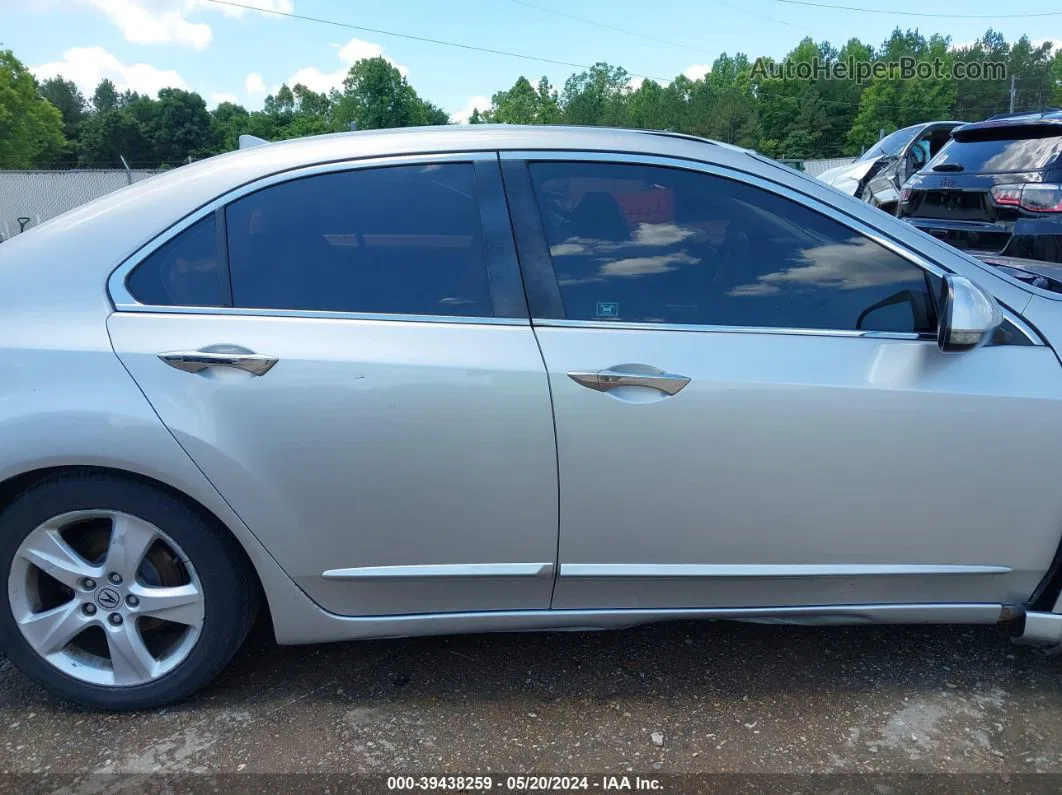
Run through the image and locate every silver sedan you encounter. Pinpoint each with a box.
[2,125,1062,710]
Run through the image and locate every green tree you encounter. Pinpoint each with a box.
[1052,49,1062,107]
[847,29,956,152]
[418,101,451,126]
[333,57,432,130]
[210,101,251,152]
[38,77,87,139]
[77,108,149,166]
[0,50,67,167]
[561,62,631,127]
[37,76,87,165]
[150,88,215,163]
[627,79,681,130]
[485,76,541,124]
[92,78,120,112]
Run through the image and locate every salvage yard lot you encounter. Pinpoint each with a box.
[2,621,1062,779]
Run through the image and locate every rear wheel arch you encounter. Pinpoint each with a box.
[0,465,265,615]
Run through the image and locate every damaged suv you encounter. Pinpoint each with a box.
[818,120,961,213]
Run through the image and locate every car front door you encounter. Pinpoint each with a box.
[108,154,559,617]
[502,153,1062,611]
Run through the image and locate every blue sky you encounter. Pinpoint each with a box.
[4,0,1060,122]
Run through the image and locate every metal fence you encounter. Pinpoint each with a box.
[801,157,857,178]
[0,169,164,240]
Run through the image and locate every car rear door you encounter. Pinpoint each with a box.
[107,154,559,617]
[502,151,1062,611]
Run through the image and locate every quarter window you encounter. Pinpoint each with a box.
[225,163,493,317]
[528,162,938,333]
[125,215,225,307]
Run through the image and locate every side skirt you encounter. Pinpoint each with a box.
[273,602,1007,645]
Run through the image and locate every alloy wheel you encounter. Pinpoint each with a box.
[7,510,204,687]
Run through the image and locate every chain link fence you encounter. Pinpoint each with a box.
[0,169,164,241]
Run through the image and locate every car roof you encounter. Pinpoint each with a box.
[953,112,1062,140]
[227,124,745,163]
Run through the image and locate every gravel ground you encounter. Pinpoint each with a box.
[1,619,1061,790]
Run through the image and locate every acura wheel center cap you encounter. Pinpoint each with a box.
[95,587,121,610]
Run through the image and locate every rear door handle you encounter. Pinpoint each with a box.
[567,366,690,396]
[159,350,278,376]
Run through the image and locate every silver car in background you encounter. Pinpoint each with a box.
[4,125,1062,711]
[818,121,961,213]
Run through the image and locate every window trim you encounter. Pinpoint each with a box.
[501,150,1041,345]
[108,152,529,326]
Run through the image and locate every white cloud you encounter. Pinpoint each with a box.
[32,46,189,99]
[70,0,294,50]
[283,66,345,94]
[245,72,267,95]
[451,95,491,124]
[79,0,212,48]
[281,37,408,95]
[338,38,408,76]
[210,91,239,108]
[682,64,711,81]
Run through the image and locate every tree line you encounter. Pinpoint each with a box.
[2,27,1061,170]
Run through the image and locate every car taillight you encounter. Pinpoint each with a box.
[900,187,912,203]
[990,183,1062,212]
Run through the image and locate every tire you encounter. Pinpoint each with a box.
[0,471,259,710]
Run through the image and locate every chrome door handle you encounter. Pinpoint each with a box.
[567,366,690,396]
[158,350,278,376]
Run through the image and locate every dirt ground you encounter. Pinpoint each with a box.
[1,619,1062,791]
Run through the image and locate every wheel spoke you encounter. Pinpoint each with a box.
[106,623,158,685]
[104,514,158,581]
[132,583,204,630]
[18,602,87,656]
[18,528,99,589]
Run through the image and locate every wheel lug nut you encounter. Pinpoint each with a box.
[108,573,122,585]
[82,578,96,590]
[108,613,123,626]
[82,603,96,616]
[126,595,139,608]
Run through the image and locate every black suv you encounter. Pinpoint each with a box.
[898,111,1062,263]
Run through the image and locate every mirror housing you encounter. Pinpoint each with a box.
[937,274,1003,353]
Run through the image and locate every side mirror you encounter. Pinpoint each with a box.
[937,274,1003,353]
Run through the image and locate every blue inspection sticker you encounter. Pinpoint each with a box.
[596,301,619,318]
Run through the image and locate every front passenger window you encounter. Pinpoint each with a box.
[528,161,938,333]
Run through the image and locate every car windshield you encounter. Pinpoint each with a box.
[858,126,920,162]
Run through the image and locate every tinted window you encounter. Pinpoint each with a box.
[226,164,492,316]
[528,162,937,333]
[929,135,1062,173]
[126,215,225,307]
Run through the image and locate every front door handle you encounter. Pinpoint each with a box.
[567,365,690,396]
[158,349,278,376]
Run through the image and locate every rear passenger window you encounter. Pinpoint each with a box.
[528,162,937,333]
[126,215,224,307]
[225,164,493,316]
